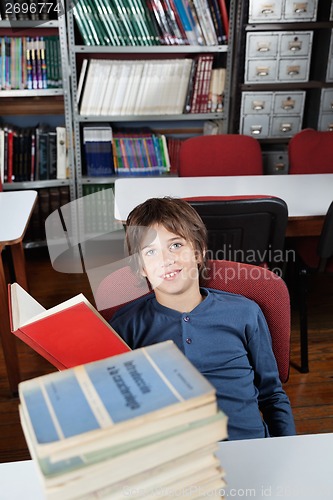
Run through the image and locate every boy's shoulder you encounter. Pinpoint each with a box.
[111,292,155,321]
[205,287,260,310]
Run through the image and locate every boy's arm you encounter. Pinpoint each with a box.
[247,309,296,437]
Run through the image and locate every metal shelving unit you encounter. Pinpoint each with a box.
[62,0,236,198]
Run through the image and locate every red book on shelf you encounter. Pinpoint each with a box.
[217,0,229,41]
[9,283,130,370]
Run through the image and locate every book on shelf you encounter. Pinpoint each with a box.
[9,282,130,370]
[112,129,170,176]
[56,126,68,179]
[78,58,194,116]
[18,340,227,499]
[83,124,115,176]
[71,0,229,46]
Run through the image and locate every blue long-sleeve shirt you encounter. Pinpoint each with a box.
[110,287,296,440]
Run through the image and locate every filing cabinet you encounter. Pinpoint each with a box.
[245,31,313,84]
[318,88,333,131]
[262,150,289,175]
[240,91,306,138]
[248,0,318,23]
[326,30,333,82]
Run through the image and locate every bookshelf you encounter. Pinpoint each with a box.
[0,0,76,247]
[228,0,333,174]
[62,0,235,197]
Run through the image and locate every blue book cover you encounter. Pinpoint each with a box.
[19,341,217,460]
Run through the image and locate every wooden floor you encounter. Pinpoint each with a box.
[0,247,332,463]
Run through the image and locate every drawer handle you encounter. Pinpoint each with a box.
[261,8,274,14]
[258,46,270,52]
[294,8,307,14]
[289,44,302,52]
[253,104,265,110]
[250,126,263,135]
[282,104,295,110]
[328,125,333,131]
[274,163,286,171]
[330,102,333,109]
[257,69,269,76]
[287,68,300,75]
[280,124,292,132]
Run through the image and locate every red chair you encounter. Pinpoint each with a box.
[95,260,291,383]
[179,134,263,177]
[288,129,333,174]
[288,128,333,371]
[293,201,333,373]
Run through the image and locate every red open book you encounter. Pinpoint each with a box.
[9,283,130,370]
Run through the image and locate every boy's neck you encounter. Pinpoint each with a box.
[154,286,204,313]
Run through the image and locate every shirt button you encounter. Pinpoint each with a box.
[186,338,192,344]
[183,316,190,322]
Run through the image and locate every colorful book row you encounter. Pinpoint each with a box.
[0,36,62,90]
[83,125,171,177]
[72,0,229,46]
[78,55,226,116]
[0,124,68,183]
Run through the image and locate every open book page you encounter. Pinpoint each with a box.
[10,282,46,331]
[10,283,94,329]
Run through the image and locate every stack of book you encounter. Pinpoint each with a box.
[0,35,62,91]
[18,341,228,499]
[82,125,171,177]
[78,56,226,117]
[0,123,68,184]
[72,0,229,46]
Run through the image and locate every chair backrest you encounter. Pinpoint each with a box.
[179,134,263,176]
[288,129,333,174]
[95,260,291,383]
[185,195,288,269]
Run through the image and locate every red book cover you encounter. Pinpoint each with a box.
[9,284,130,370]
[217,0,229,41]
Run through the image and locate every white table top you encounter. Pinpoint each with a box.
[1,433,332,499]
[114,174,333,221]
[0,190,37,245]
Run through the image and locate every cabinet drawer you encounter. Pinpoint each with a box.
[283,0,318,21]
[241,92,273,114]
[245,60,278,83]
[326,31,333,82]
[246,33,279,59]
[241,115,270,138]
[320,88,333,113]
[248,0,283,22]
[262,151,289,174]
[278,58,310,81]
[279,32,313,57]
[271,115,302,137]
[273,91,305,114]
[318,114,333,132]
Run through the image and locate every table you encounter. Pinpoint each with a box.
[0,190,37,394]
[114,174,333,237]
[1,433,332,499]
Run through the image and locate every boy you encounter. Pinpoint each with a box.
[110,197,296,440]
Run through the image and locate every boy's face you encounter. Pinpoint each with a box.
[139,224,202,300]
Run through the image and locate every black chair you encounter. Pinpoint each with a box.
[185,196,289,271]
[293,201,333,373]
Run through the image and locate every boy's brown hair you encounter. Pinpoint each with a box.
[125,197,208,276]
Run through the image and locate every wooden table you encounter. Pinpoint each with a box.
[0,190,37,394]
[114,173,333,237]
